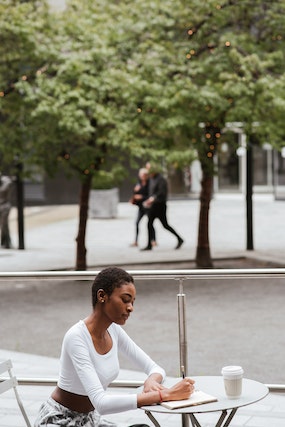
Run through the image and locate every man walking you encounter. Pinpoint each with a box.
[141,164,184,251]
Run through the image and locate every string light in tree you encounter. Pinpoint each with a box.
[58,151,70,161]
[1,64,48,97]
[186,48,196,60]
[204,123,221,159]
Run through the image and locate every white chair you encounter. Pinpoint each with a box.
[0,359,32,427]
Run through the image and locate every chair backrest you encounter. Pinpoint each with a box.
[0,359,32,427]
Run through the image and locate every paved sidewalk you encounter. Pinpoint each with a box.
[1,193,285,271]
[1,194,285,426]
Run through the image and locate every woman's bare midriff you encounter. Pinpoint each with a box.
[51,386,94,413]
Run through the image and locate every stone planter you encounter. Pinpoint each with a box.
[89,188,119,219]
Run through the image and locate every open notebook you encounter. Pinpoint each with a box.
[160,389,217,410]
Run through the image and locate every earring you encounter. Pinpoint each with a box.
[101,299,105,303]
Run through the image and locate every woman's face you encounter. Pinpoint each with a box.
[140,172,148,180]
[103,282,136,325]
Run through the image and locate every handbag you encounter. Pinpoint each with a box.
[129,195,139,205]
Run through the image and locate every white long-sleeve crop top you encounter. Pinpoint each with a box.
[57,320,166,415]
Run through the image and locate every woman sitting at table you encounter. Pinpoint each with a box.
[34,266,195,427]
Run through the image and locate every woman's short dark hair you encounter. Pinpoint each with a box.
[92,266,134,307]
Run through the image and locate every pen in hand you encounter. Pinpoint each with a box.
[180,366,197,396]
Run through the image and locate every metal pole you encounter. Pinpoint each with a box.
[16,162,25,250]
[177,278,189,427]
[177,278,188,375]
[246,142,254,250]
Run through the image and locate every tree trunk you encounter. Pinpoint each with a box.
[195,123,221,268]
[195,171,213,268]
[75,175,92,271]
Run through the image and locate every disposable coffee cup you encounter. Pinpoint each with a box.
[221,366,244,399]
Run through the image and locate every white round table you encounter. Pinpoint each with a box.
[141,376,269,427]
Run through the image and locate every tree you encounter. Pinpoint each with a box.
[2,0,285,270]
[16,0,199,269]
[0,0,131,269]
[183,0,285,266]
[22,0,148,270]
[1,0,172,270]
[121,0,285,267]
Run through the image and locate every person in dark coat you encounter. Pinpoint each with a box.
[141,165,184,251]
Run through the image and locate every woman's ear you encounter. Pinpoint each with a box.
[97,289,106,303]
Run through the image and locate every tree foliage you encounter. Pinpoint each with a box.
[1,0,285,268]
[0,1,54,169]
[182,0,285,265]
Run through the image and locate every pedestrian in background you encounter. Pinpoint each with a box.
[129,167,157,247]
[142,164,184,251]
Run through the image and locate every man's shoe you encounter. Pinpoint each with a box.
[141,246,152,251]
[175,238,184,249]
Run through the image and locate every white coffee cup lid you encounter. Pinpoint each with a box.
[221,365,244,378]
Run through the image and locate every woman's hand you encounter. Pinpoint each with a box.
[144,376,195,401]
[143,374,165,393]
[133,194,143,200]
[143,197,154,208]
[137,377,195,408]
[163,378,195,401]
